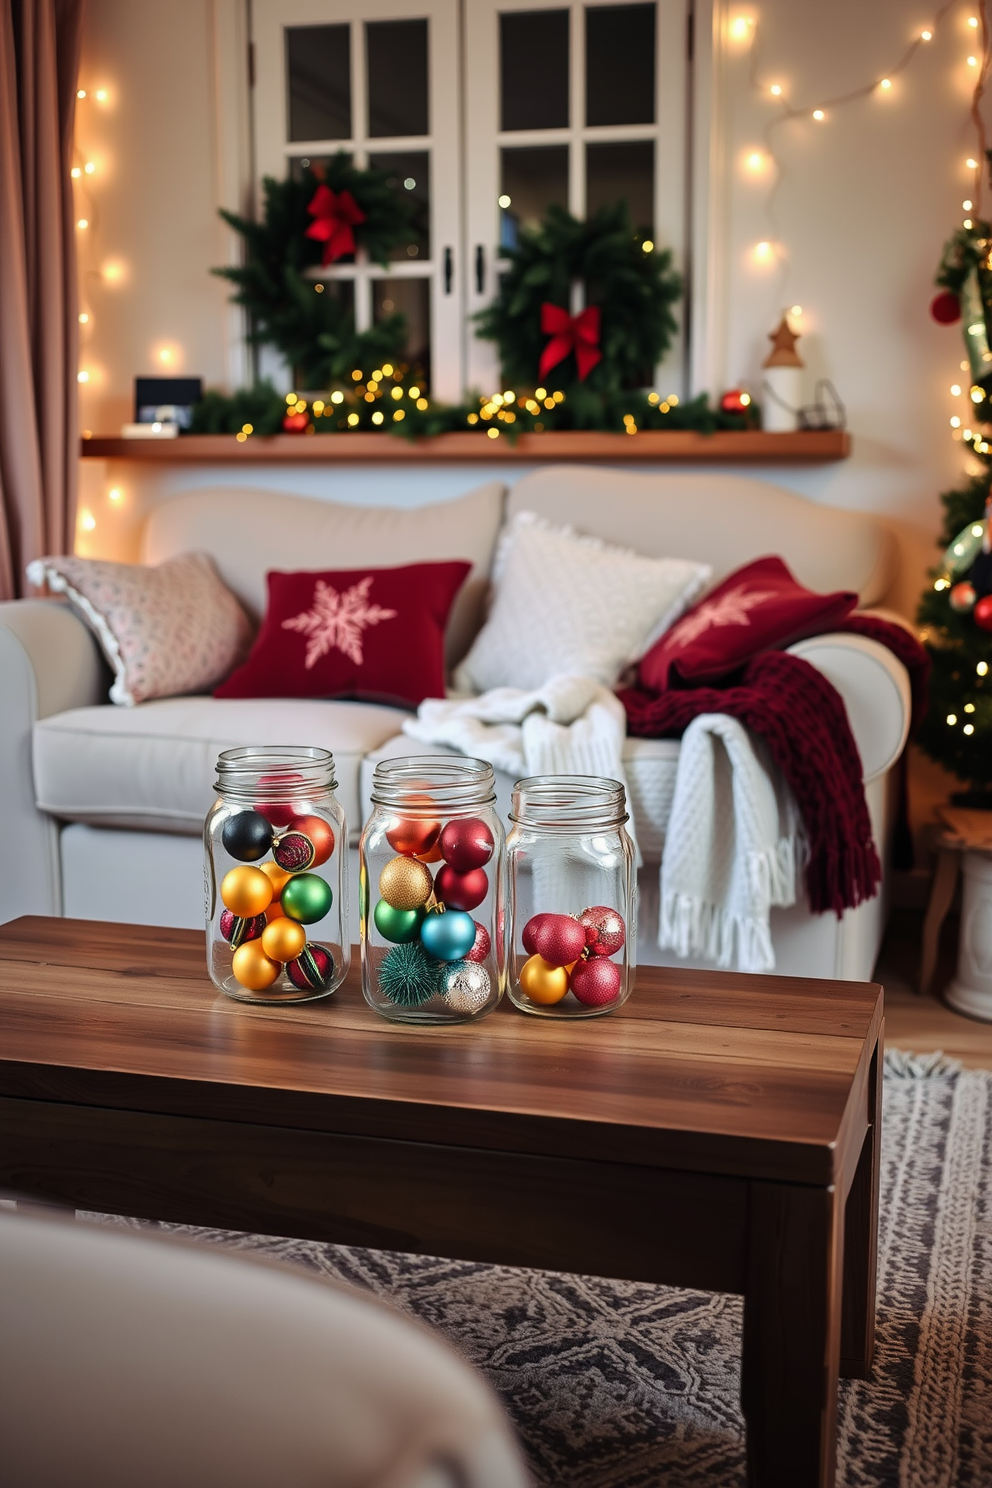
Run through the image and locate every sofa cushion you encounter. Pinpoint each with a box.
[33,697,409,837]
[141,482,506,670]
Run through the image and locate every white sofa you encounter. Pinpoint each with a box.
[0,465,911,980]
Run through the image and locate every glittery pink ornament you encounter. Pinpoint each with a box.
[578,905,626,958]
[529,913,587,968]
[570,957,622,1006]
[466,920,491,963]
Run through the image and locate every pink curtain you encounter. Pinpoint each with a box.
[0,0,83,602]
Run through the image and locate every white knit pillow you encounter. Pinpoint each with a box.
[454,511,711,693]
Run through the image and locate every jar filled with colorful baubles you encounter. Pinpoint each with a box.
[360,756,505,1024]
[204,746,348,1003]
[506,775,636,1018]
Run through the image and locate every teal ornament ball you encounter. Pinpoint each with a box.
[281,872,333,925]
[943,518,987,578]
[378,941,442,1007]
[420,908,476,962]
[373,898,425,943]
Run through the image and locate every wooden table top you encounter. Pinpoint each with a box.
[0,917,882,1186]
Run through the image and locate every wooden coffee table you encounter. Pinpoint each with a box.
[0,916,882,1488]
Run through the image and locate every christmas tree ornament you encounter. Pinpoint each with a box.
[272,830,317,872]
[465,921,491,963]
[528,913,588,968]
[415,840,446,863]
[521,912,554,956]
[378,941,442,1007]
[438,817,495,871]
[570,956,622,1007]
[930,289,961,324]
[259,860,293,897]
[379,855,434,910]
[761,315,804,433]
[518,953,570,1005]
[441,960,492,1015]
[219,909,266,948]
[220,865,274,919]
[943,518,987,576]
[385,814,440,857]
[287,943,336,992]
[288,814,335,866]
[950,580,978,613]
[578,906,626,958]
[221,809,274,862]
[720,388,752,415]
[435,864,488,911]
[261,915,308,964]
[231,940,281,991]
[960,265,992,390]
[974,594,992,631]
[373,898,425,943]
[282,410,310,433]
[420,907,477,961]
[280,873,333,924]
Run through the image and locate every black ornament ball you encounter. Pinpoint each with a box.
[222,809,275,862]
[968,548,992,601]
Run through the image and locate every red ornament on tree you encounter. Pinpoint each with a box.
[538,303,602,381]
[930,290,961,325]
[974,593,992,631]
[720,388,752,415]
[305,185,367,265]
[282,410,310,433]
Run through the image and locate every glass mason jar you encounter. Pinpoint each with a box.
[204,746,349,1004]
[506,775,636,1018]
[360,756,505,1024]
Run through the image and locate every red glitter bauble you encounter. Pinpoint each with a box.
[435,864,489,911]
[974,593,992,631]
[385,815,441,857]
[287,943,335,991]
[578,905,626,957]
[288,814,335,866]
[219,909,266,948]
[570,957,622,1006]
[438,817,494,871]
[522,913,553,956]
[273,831,317,872]
[529,913,587,969]
[465,921,491,963]
[282,411,310,432]
[720,388,751,415]
[930,290,961,325]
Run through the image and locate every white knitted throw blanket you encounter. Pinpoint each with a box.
[659,713,804,973]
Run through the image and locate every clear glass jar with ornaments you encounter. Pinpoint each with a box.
[204,746,348,1003]
[360,756,505,1024]
[506,775,636,1018]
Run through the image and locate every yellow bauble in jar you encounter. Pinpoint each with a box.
[221,865,273,919]
[379,855,434,911]
[231,939,281,990]
[261,916,307,964]
[259,860,293,896]
[519,953,570,1005]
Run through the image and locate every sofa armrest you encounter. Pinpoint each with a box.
[786,630,911,783]
[0,601,107,922]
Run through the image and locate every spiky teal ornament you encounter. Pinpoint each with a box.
[377,941,442,1007]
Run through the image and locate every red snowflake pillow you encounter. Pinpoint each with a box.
[636,556,858,691]
[214,561,471,708]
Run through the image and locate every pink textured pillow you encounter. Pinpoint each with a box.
[26,551,252,705]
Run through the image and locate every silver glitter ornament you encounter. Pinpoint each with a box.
[441,959,491,1015]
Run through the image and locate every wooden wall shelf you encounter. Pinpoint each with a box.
[80,429,850,464]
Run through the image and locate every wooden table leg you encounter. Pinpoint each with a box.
[742,1180,843,1488]
[920,846,960,995]
[840,1038,881,1379]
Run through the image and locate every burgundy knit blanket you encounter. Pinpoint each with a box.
[618,615,930,918]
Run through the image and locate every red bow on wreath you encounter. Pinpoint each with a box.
[538,302,602,381]
[305,185,367,265]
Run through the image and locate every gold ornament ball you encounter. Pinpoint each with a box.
[231,939,281,991]
[259,860,293,896]
[261,916,308,964]
[519,953,570,1005]
[221,865,273,918]
[379,855,434,911]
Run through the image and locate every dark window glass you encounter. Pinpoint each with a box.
[367,19,429,137]
[289,153,354,181]
[500,145,568,250]
[286,25,351,141]
[373,277,431,386]
[585,139,654,235]
[500,10,569,131]
[368,151,430,260]
[585,4,655,125]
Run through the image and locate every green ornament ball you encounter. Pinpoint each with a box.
[373,898,425,944]
[377,941,442,1007]
[281,872,333,925]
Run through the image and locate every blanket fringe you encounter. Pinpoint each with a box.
[884,1048,963,1078]
[746,835,801,908]
[659,891,775,974]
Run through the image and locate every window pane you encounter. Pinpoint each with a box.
[288,153,353,181]
[367,19,429,137]
[585,140,653,235]
[585,4,655,125]
[500,145,568,250]
[373,277,431,386]
[500,10,569,131]
[286,25,351,141]
[368,151,430,261]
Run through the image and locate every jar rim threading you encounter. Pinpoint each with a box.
[509,774,629,830]
[215,745,338,800]
[370,755,496,812]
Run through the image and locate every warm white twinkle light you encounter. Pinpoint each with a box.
[952,383,962,395]
[968,157,979,169]
[76,218,88,229]
[754,240,773,261]
[947,713,958,725]
[95,88,108,101]
[812,109,825,121]
[770,83,783,96]
[969,15,979,27]
[879,77,892,90]
[964,200,974,210]
[71,166,81,178]
[641,239,654,252]
[729,16,751,41]
[498,194,511,208]
[78,312,89,324]
[791,305,803,317]
[80,510,96,531]
[84,161,95,174]
[77,370,89,383]
[746,150,764,170]
[968,55,979,66]
[921,29,932,40]
[108,487,122,503]
[978,661,990,676]
[951,416,962,427]
[964,218,974,228]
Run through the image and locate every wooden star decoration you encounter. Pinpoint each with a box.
[763,315,804,368]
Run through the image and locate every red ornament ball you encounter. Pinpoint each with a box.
[219,909,266,948]
[720,388,752,415]
[524,912,587,968]
[522,912,552,956]
[435,864,489,911]
[950,581,977,614]
[288,814,335,867]
[465,920,491,963]
[282,410,310,432]
[272,830,317,872]
[254,773,305,828]
[930,290,961,325]
[974,593,992,631]
[385,814,441,857]
[287,942,335,992]
[438,817,495,871]
[570,957,622,1007]
[578,905,626,958]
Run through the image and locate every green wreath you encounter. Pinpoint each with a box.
[214,156,414,389]
[474,202,682,427]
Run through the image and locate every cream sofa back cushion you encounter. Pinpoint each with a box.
[142,482,506,669]
[508,467,894,606]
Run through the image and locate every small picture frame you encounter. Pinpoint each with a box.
[134,376,203,431]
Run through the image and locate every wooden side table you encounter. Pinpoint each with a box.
[920,807,992,1020]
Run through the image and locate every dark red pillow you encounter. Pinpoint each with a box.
[636,556,858,691]
[215,561,471,708]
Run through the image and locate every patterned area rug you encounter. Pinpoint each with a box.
[87,1054,992,1487]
